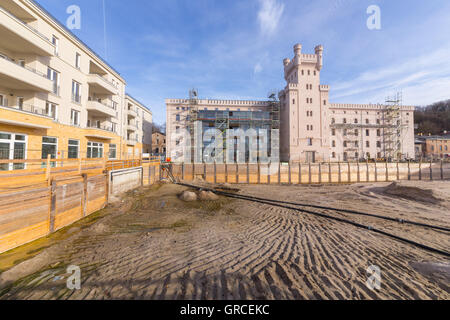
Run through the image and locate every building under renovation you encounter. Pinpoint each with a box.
[166,44,415,163]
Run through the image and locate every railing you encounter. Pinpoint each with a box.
[72,93,82,103]
[89,73,118,89]
[0,6,53,44]
[88,97,115,110]
[0,103,53,119]
[0,54,50,79]
[86,123,114,132]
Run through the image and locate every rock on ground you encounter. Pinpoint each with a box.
[198,190,219,201]
[179,190,197,202]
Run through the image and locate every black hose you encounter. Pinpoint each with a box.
[177,182,450,258]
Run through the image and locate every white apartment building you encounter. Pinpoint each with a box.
[0,0,151,166]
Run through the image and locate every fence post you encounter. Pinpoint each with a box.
[214,161,217,184]
[181,162,185,181]
[430,159,433,180]
[268,162,271,184]
[385,160,388,182]
[366,159,369,182]
[309,162,312,184]
[258,162,261,184]
[46,154,51,186]
[225,163,228,183]
[374,159,378,182]
[278,162,281,184]
[441,160,444,180]
[328,161,332,183]
[288,162,291,184]
[236,163,239,184]
[49,179,57,233]
[192,163,195,181]
[408,160,411,180]
[247,162,250,184]
[204,162,207,181]
[318,163,322,184]
[396,160,400,180]
[347,161,351,183]
[419,158,422,180]
[357,159,360,182]
[338,162,341,183]
[299,163,302,184]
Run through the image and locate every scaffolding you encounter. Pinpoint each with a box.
[181,89,280,162]
[383,92,403,160]
[330,92,405,161]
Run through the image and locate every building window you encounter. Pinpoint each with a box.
[301,70,304,75]
[68,139,79,159]
[366,141,370,147]
[42,137,57,161]
[307,125,310,131]
[343,118,347,124]
[377,141,381,148]
[45,102,58,120]
[376,119,380,124]
[332,140,336,147]
[355,141,359,147]
[0,132,27,171]
[307,138,313,146]
[292,99,295,104]
[331,118,335,124]
[355,129,358,136]
[332,129,336,136]
[354,118,358,124]
[109,144,117,159]
[75,53,81,69]
[52,35,59,56]
[308,70,310,75]
[47,67,60,95]
[314,71,316,76]
[366,129,369,136]
[87,142,103,158]
[70,109,80,126]
[377,129,381,136]
[72,81,81,103]
[343,141,347,147]
[176,114,180,121]
[365,119,369,124]
[332,152,336,158]
[323,100,326,105]
[343,129,347,136]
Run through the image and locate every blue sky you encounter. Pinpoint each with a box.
[35,0,450,125]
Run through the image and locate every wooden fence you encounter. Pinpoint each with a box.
[0,160,160,254]
[170,161,450,184]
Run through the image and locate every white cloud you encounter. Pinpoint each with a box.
[330,46,450,106]
[254,62,263,74]
[257,0,284,36]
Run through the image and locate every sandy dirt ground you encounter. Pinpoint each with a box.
[0,180,449,300]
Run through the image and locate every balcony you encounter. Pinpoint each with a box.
[0,6,54,56]
[127,107,138,118]
[126,138,137,146]
[87,98,116,117]
[127,121,137,132]
[85,123,115,140]
[87,73,118,95]
[0,54,53,92]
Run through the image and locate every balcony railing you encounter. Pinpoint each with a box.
[72,93,82,104]
[88,97,115,110]
[0,6,53,44]
[86,123,115,132]
[0,54,50,79]
[90,73,118,89]
[0,103,53,119]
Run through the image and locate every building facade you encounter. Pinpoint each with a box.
[416,135,450,159]
[166,44,415,163]
[125,94,153,156]
[151,132,166,156]
[0,0,151,170]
